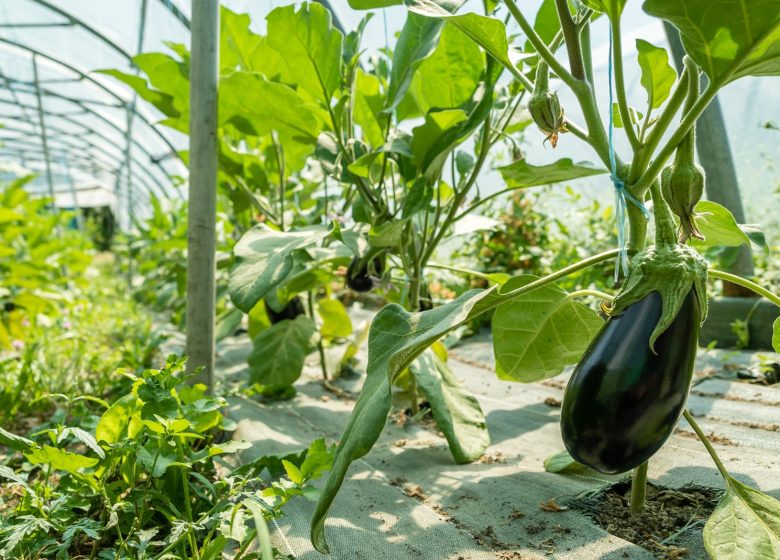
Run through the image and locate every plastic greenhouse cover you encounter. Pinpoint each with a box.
[0,0,777,227]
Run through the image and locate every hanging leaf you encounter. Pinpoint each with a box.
[499,158,607,189]
[247,316,318,387]
[318,299,353,339]
[406,0,514,71]
[643,0,780,84]
[229,226,329,313]
[411,350,490,463]
[544,451,579,473]
[266,3,343,104]
[704,476,780,559]
[310,287,501,553]
[691,201,752,248]
[492,276,603,382]
[636,39,677,110]
[579,0,626,19]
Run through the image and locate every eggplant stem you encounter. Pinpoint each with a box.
[707,269,780,308]
[629,461,648,514]
[682,410,731,481]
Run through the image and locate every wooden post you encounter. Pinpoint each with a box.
[186,0,219,388]
[664,23,755,296]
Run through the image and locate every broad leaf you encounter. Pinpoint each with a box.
[318,298,353,339]
[97,69,178,118]
[636,39,677,109]
[499,158,606,189]
[773,317,779,353]
[411,109,469,167]
[247,315,318,387]
[692,201,751,248]
[220,7,263,72]
[492,276,603,382]
[0,427,33,452]
[704,476,780,559]
[643,0,780,84]
[580,0,626,19]
[411,350,490,463]
[413,23,485,112]
[407,0,514,70]
[266,3,343,103]
[96,393,142,444]
[25,446,99,474]
[385,12,447,113]
[229,226,328,313]
[353,69,386,148]
[311,287,501,553]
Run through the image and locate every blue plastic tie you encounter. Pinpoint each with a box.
[607,27,650,282]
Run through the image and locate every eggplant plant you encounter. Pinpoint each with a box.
[300,0,780,557]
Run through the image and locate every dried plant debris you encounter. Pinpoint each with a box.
[571,481,720,559]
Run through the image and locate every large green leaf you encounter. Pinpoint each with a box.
[498,158,607,189]
[492,276,603,382]
[385,12,447,113]
[266,3,343,104]
[352,69,386,148]
[310,287,500,553]
[247,316,318,387]
[406,0,514,70]
[411,109,469,167]
[97,69,178,118]
[25,446,99,474]
[692,201,752,248]
[95,393,142,444]
[411,350,490,463]
[636,39,677,110]
[229,226,329,313]
[220,6,272,73]
[413,23,485,112]
[318,298,353,339]
[704,476,780,559]
[643,0,780,84]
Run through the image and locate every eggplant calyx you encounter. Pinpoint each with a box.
[607,243,707,352]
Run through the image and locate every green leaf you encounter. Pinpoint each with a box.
[96,393,142,444]
[229,226,329,313]
[98,69,179,118]
[691,201,752,248]
[773,317,779,353]
[348,0,402,8]
[499,158,606,189]
[643,0,780,84]
[0,427,33,452]
[25,446,99,474]
[300,438,334,480]
[636,39,677,110]
[406,0,514,70]
[136,446,181,477]
[369,220,408,248]
[704,476,780,559]
[492,276,603,382]
[220,7,264,72]
[544,451,579,473]
[385,12,447,113]
[266,3,343,103]
[413,23,485,112]
[311,287,500,553]
[247,315,318,387]
[282,459,304,484]
[411,350,490,463]
[353,69,386,148]
[611,103,644,128]
[580,0,626,19]
[411,109,469,166]
[402,178,434,218]
[318,298,353,339]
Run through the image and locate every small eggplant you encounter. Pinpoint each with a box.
[346,256,384,293]
[265,296,305,324]
[560,289,699,474]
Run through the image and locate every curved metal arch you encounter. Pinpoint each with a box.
[0,99,173,199]
[0,37,183,171]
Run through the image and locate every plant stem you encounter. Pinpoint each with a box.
[650,180,676,246]
[567,289,613,301]
[682,410,730,481]
[630,461,648,514]
[580,19,594,87]
[428,261,504,283]
[307,291,329,381]
[611,16,640,150]
[554,0,585,81]
[707,270,780,307]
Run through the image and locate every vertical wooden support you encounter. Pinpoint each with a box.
[186,0,219,389]
[31,53,57,213]
[664,23,755,295]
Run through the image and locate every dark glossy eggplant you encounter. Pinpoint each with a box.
[346,256,384,293]
[265,296,305,324]
[560,289,699,474]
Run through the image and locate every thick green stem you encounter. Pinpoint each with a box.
[707,270,780,307]
[630,461,648,514]
[580,19,594,87]
[554,0,585,81]
[682,410,730,481]
[673,62,700,167]
[611,16,640,150]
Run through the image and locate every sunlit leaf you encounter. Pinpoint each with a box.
[318,298,353,339]
[691,201,752,248]
[636,39,677,109]
[499,158,606,188]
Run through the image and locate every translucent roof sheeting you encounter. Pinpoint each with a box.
[0,1,777,229]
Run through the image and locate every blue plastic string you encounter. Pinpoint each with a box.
[607,27,650,282]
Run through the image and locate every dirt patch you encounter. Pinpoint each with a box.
[571,481,721,559]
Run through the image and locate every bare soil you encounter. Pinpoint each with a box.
[572,482,721,559]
